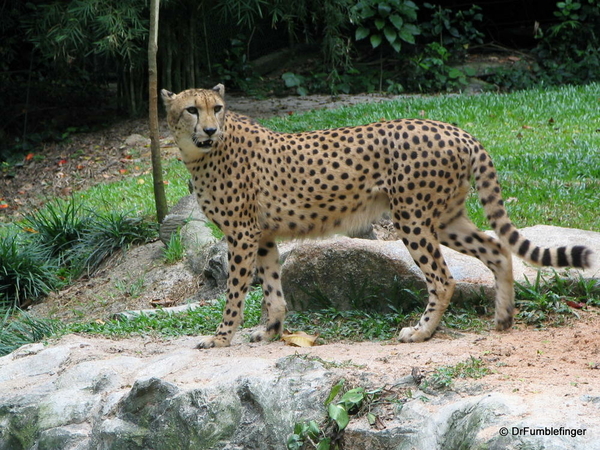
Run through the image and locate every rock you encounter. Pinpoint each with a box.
[280,236,495,312]
[124,134,150,147]
[0,336,331,450]
[188,239,229,299]
[345,392,600,450]
[159,195,218,252]
[280,226,600,312]
[1,336,599,450]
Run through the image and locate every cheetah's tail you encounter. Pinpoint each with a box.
[473,147,593,269]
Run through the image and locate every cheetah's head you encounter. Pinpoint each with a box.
[161,84,226,157]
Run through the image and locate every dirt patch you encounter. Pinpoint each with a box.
[44,312,600,404]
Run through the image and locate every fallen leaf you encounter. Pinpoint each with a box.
[25,153,35,161]
[565,300,585,309]
[281,330,318,347]
[522,125,533,129]
[57,159,68,166]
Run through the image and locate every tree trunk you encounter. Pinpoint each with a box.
[149,0,168,223]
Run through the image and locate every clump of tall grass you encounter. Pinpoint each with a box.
[0,309,61,357]
[0,198,157,308]
[0,230,61,308]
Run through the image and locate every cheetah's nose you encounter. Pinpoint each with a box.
[204,128,217,137]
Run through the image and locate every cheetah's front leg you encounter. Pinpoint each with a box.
[196,236,258,349]
[250,239,287,343]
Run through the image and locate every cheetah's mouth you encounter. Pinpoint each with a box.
[194,139,214,149]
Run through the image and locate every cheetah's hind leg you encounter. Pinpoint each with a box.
[438,214,515,331]
[395,223,456,343]
[249,239,287,343]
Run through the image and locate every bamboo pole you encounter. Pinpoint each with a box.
[148,0,168,223]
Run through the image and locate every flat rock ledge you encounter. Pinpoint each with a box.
[1,334,599,450]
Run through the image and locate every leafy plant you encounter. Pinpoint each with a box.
[352,0,420,53]
[288,379,383,449]
[213,36,257,92]
[282,72,309,96]
[425,356,489,390]
[530,0,600,86]
[421,3,484,59]
[4,199,156,306]
[0,309,61,357]
[0,231,62,308]
[407,42,475,92]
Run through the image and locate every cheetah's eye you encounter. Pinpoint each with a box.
[186,106,198,115]
[214,105,223,113]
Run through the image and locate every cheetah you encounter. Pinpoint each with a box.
[161,84,592,349]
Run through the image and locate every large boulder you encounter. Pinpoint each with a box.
[0,337,331,450]
[280,226,600,312]
[1,335,599,450]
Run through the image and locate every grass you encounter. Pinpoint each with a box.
[425,356,490,390]
[62,286,264,338]
[162,230,185,264]
[516,270,600,327]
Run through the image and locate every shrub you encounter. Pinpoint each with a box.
[0,230,61,308]
[2,199,157,307]
[0,308,61,357]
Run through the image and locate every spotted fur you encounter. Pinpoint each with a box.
[161,85,592,348]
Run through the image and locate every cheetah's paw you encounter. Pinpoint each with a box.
[249,328,278,343]
[398,326,430,343]
[195,335,230,349]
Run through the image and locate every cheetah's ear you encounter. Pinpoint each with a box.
[161,89,176,108]
[212,84,225,98]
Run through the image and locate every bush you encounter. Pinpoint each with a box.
[2,199,157,307]
[0,308,61,357]
[0,230,61,308]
